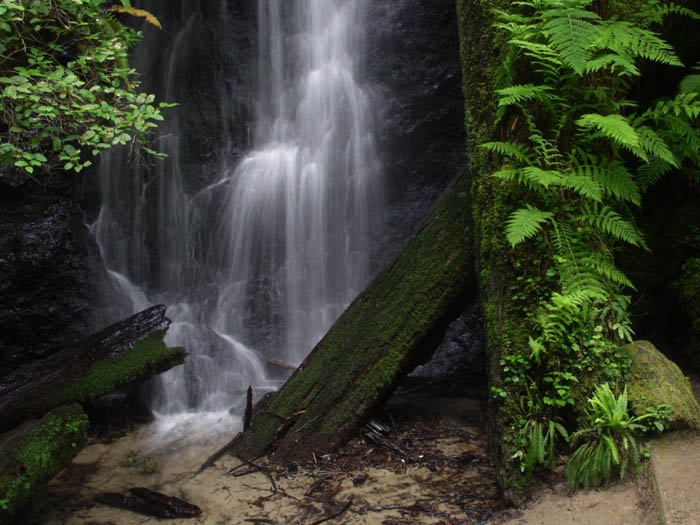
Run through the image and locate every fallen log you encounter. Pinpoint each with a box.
[0,405,89,525]
[94,487,202,519]
[232,176,474,462]
[0,305,186,433]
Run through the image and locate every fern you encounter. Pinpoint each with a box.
[540,2,600,74]
[679,74,700,94]
[481,141,532,164]
[505,205,554,247]
[634,125,678,167]
[576,113,640,152]
[559,173,603,201]
[570,156,641,205]
[584,205,647,249]
[496,84,556,107]
[596,21,683,67]
[489,0,699,484]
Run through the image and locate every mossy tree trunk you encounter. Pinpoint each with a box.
[456,0,532,501]
[0,305,186,433]
[232,177,475,463]
[0,404,89,525]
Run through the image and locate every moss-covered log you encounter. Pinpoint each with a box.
[232,176,475,462]
[0,404,89,524]
[0,305,186,433]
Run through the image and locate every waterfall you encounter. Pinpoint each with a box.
[92,0,384,416]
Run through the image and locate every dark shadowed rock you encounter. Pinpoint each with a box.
[0,168,112,376]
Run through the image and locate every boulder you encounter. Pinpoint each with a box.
[623,340,700,431]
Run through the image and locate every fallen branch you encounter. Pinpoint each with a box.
[266,359,296,370]
[94,487,201,518]
[196,432,242,475]
[234,455,277,494]
[309,500,352,525]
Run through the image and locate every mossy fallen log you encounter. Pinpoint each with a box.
[232,176,475,462]
[0,405,88,525]
[0,305,186,433]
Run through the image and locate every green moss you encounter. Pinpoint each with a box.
[0,405,88,524]
[54,333,186,406]
[623,340,700,430]
[234,174,476,459]
[457,0,534,502]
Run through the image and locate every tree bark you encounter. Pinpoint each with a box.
[0,405,88,525]
[0,305,186,433]
[232,176,475,463]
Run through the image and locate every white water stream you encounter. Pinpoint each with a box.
[92,0,384,433]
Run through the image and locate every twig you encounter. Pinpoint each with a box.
[266,359,296,370]
[266,409,305,422]
[308,500,352,525]
[394,381,436,396]
[235,454,277,494]
[195,432,241,475]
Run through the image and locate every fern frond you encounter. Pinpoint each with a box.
[679,74,700,94]
[635,125,679,168]
[589,255,635,290]
[571,156,641,205]
[540,5,601,74]
[521,166,563,188]
[481,141,532,164]
[509,39,564,65]
[106,7,163,29]
[496,84,556,107]
[576,113,641,155]
[660,3,700,22]
[505,205,554,247]
[584,52,639,77]
[637,157,673,192]
[596,21,682,68]
[585,205,647,249]
[560,173,603,201]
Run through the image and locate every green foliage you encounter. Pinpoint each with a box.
[485,0,700,480]
[0,405,88,521]
[565,383,673,491]
[0,0,174,176]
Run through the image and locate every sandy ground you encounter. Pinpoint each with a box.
[18,389,666,525]
[22,394,501,524]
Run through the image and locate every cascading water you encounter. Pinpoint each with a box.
[92,0,384,420]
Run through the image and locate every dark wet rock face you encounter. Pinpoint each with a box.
[0,171,109,375]
[367,0,466,262]
[411,297,487,392]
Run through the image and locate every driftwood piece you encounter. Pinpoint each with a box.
[94,487,201,519]
[0,305,186,433]
[232,176,475,463]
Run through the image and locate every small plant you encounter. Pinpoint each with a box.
[122,451,141,467]
[565,383,673,491]
[138,456,156,474]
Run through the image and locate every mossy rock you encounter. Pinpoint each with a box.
[0,405,88,524]
[623,340,700,431]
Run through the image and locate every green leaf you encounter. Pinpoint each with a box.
[505,205,554,247]
[576,113,640,152]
